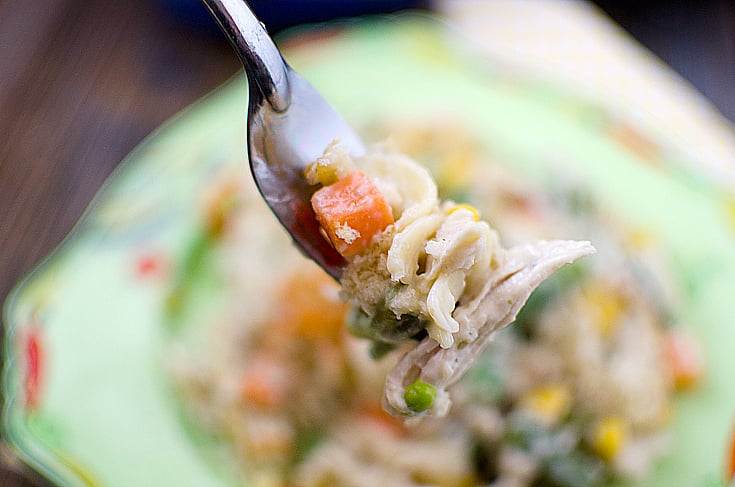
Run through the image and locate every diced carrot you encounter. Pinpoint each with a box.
[727,420,735,481]
[311,170,394,256]
[271,267,349,343]
[664,329,704,390]
[357,404,407,437]
[239,355,290,410]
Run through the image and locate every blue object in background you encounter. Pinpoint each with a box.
[249,0,431,33]
[159,0,431,36]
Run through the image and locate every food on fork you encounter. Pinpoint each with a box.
[306,140,595,418]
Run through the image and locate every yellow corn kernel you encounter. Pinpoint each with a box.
[583,285,625,336]
[721,192,735,236]
[304,159,339,186]
[627,227,655,250]
[520,384,571,427]
[251,470,284,487]
[590,416,628,462]
[303,140,356,186]
[448,203,480,222]
[438,150,473,192]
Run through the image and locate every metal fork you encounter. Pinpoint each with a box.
[200,0,365,279]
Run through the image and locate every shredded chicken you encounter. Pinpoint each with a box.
[383,240,595,417]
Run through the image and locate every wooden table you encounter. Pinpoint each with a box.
[1,1,733,485]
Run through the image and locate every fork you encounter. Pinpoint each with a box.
[200,0,365,279]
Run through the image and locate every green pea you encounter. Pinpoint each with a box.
[404,379,437,412]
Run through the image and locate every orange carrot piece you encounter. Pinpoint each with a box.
[664,330,704,391]
[311,170,394,257]
[273,267,349,343]
[728,424,735,482]
[239,355,289,410]
[357,404,407,438]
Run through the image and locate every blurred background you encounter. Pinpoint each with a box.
[0,0,733,485]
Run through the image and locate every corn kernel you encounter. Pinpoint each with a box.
[584,285,625,335]
[304,159,339,186]
[438,151,472,191]
[251,470,284,487]
[303,140,356,186]
[448,203,480,222]
[627,227,654,250]
[520,384,571,427]
[722,193,735,236]
[590,416,628,462]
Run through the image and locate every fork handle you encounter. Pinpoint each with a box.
[201,0,290,112]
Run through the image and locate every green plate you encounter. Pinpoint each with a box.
[3,14,735,487]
